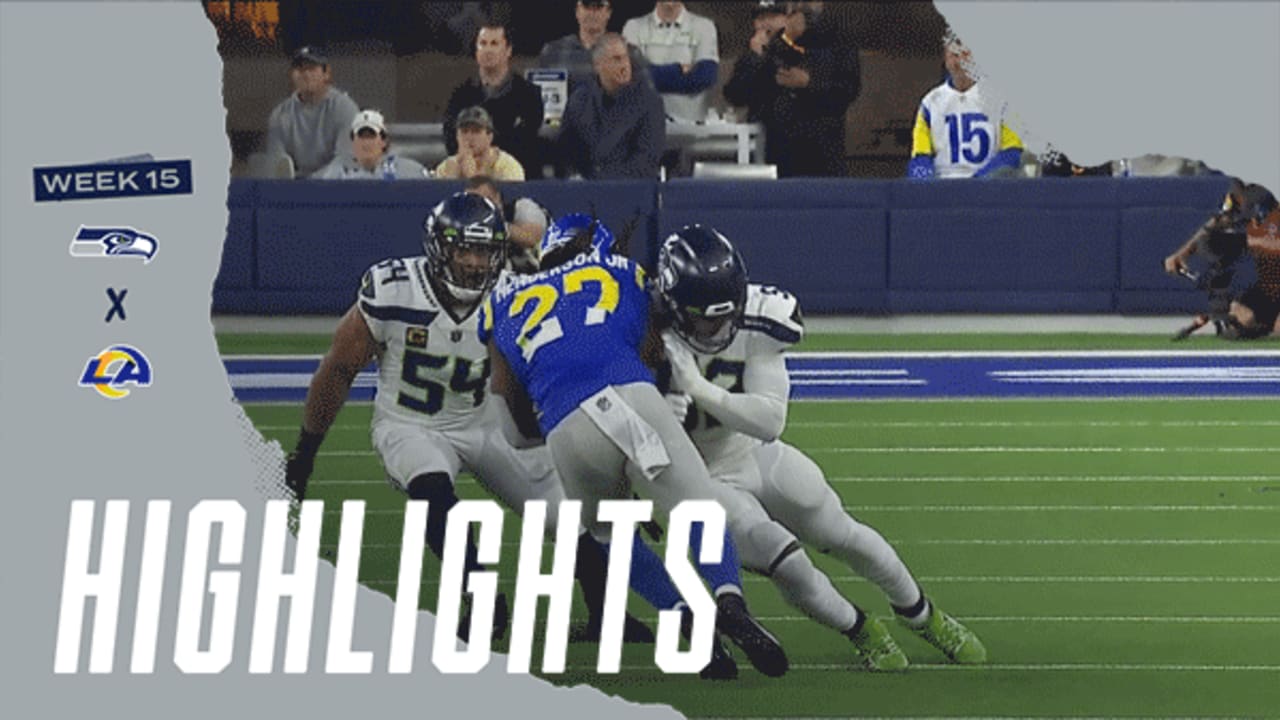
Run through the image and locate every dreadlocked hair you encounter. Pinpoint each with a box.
[539,219,600,270]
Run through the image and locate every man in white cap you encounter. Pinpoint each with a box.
[314,109,430,180]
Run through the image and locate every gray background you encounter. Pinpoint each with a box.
[1,2,1276,719]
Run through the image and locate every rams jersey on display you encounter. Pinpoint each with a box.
[911,79,1023,178]
[357,257,490,429]
[479,250,654,435]
[685,284,803,461]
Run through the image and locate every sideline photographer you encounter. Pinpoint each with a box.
[1164,180,1280,339]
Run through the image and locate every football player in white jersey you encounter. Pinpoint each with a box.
[655,224,987,670]
[284,192,652,643]
[907,33,1023,179]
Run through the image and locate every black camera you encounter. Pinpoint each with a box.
[765,32,806,68]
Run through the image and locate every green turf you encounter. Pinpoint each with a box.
[241,388,1280,718]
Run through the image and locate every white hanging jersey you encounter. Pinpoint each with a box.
[911,79,1023,178]
[682,284,802,463]
[356,256,490,430]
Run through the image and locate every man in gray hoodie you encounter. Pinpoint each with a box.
[264,46,360,177]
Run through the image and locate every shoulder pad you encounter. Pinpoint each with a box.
[740,284,803,348]
[356,257,440,327]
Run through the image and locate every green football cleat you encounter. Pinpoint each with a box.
[904,604,987,664]
[848,617,909,672]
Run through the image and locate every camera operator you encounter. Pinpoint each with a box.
[1165,180,1280,339]
[723,1,861,177]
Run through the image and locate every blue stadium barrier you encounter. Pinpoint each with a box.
[213,175,1231,316]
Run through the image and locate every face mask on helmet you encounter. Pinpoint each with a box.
[676,298,742,354]
[424,194,508,305]
[657,227,748,355]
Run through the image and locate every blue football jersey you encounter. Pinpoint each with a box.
[479,250,655,434]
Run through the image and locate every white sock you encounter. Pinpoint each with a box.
[771,549,859,632]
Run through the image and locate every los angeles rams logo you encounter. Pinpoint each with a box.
[79,344,153,399]
[70,226,158,263]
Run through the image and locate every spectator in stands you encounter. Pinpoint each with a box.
[906,34,1024,179]
[264,46,360,178]
[556,33,666,179]
[622,1,719,122]
[443,22,544,178]
[464,175,550,273]
[538,1,651,95]
[723,2,861,177]
[313,110,429,180]
[435,106,526,181]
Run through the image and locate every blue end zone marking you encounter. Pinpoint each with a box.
[224,351,1280,403]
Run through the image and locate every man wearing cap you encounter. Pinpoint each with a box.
[723,2,861,177]
[314,110,430,180]
[442,22,544,178]
[537,1,652,95]
[622,1,719,122]
[556,32,665,179]
[434,106,526,181]
[264,46,360,177]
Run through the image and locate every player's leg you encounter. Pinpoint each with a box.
[372,420,503,641]
[756,441,986,664]
[717,456,907,671]
[610,382,788,677]
[465,425,654,642]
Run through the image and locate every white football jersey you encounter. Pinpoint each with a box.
[683,283,802,462]
[357,256,491,429]
[912,79,1021,179]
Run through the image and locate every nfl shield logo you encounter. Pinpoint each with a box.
[450,330,463,342]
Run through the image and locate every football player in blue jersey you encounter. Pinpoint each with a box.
[656,224,987,670]
[481,213,789,679]
[284,192,653,645]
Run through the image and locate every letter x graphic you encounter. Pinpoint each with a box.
[105,287,127,323]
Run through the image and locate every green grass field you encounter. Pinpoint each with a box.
[228,331,1280,719]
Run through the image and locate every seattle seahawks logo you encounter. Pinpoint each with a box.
[70,226,158,263]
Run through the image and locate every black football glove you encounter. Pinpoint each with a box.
[285,427,325,501]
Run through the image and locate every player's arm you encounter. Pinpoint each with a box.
[665,333,788,442]
[507,197,549,250]
[487,340,543,446]
[906,105,936,179]
[286,303,378,499]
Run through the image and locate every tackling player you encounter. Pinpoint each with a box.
[284,192,650,644]
[481,213,789,679]
[656,224,987,670]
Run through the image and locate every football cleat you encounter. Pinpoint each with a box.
[902,604,987,664]
[680,607,738,681]
[714,592,789,678]
[847,616,909,672]
[699,634,739,681]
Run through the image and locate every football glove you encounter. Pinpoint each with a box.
[662,331,704,395]
[285,427,325,501]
